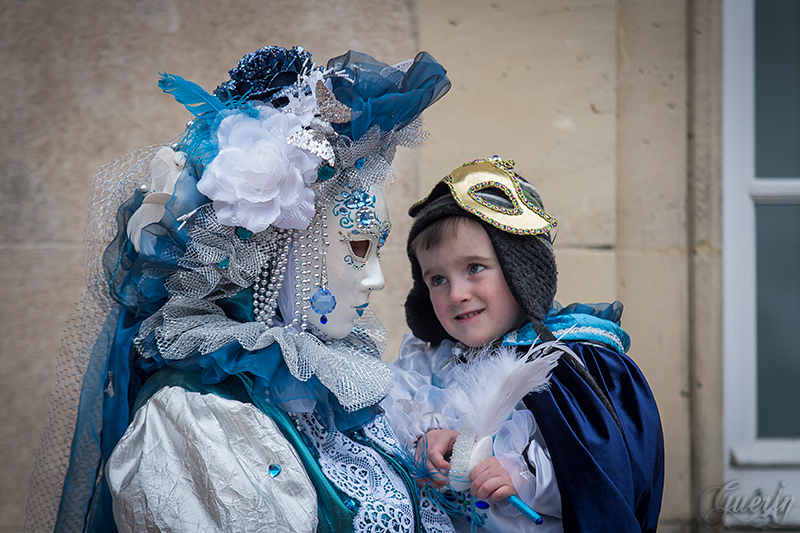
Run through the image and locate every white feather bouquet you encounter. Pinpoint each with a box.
[446,343,561,492]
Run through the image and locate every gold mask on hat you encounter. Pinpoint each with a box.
[412,157,557,235]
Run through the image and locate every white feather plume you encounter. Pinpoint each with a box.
[447,344,561,440]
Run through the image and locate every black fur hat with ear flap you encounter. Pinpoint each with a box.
[404,158,558,346]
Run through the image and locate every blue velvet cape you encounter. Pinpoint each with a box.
[517,311,665,532]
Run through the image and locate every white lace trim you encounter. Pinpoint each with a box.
[296,412,454,533]
[363,416,455,533]
[551,325,624,352]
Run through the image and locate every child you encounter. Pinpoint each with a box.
[382,157,664,532]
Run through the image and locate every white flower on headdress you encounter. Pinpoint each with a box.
[198,106,322,232]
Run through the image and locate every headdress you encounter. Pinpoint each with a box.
[404,157,558,345]
[24,45,448,533]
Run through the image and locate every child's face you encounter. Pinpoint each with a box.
[416,221,528,347]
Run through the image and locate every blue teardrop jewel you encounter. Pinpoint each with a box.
[268,464,281,477]
[354,157,366,169]
[311,288,336,315]
[475,500,490,510]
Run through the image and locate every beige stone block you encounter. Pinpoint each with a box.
[617,1,689,251]
[618,250,691,521]
[689,251,724,522]
[687,0,724,523]
[0,246,83,529]
[376,148,421,361]
[553,246,617,305]
[1,0,422,246]
[418,0,618,248]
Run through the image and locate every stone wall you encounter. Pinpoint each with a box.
[0,1,722,530]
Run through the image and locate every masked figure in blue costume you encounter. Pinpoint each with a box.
[381,158,665,532]
[23,46,453,533]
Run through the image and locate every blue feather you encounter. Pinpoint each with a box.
[158,73,226,123]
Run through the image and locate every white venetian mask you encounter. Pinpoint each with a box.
[307,187,391,339]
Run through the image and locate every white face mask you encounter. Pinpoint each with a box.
[307,188,390,339]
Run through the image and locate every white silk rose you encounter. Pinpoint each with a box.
[198,106,322,232]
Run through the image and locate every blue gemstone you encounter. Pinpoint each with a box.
[311,288,336,315]
[320,315,328,324]
[345,498,357,511]
[318,164,335,181]
[268,464,281,477]
[354,157,366,169]
[475,500,490,510]
[218,257,230,269]
[235,227,253,240]
[358,212,374,225]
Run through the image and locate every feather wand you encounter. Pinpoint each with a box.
[446,343,560,526]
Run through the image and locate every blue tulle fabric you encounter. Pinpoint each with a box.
[503,301,631,353]
[327,51,451,141]
[103,166,204,317]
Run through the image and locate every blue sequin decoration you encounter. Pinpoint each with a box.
[354,157,366,169]
[332,188,379,229]
[358,210,375,226]
[268,464,281,477]
[218,257,230,269]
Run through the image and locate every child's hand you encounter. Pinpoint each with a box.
[470,456,518,501]
[416,429,459,488]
